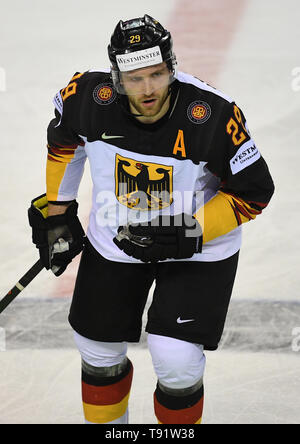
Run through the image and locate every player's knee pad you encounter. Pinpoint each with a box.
[148,334,205,424]
[147,334,206,390]
[73,331,133,424]
[73,330,127,368]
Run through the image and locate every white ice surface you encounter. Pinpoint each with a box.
[0,347,299,424]
[0,0,300,425]
[216,0,300,303]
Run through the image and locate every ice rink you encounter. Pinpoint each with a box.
[0,0,300,424]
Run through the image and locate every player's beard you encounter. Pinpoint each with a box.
[127,86,170,121]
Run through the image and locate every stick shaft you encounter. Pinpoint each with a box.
[0,259,44,314]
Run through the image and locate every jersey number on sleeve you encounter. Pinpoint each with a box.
[61,72,83,101]
[226,105,247,146]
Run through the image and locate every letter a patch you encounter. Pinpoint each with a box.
[173,130,186,158]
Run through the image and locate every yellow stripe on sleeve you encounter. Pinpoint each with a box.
[46,158,68,201]
[194,191,258,244]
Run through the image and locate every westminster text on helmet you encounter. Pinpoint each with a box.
[116,46,163,72]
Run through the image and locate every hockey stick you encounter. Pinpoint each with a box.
[115,224,153,247]
[0,259,44,314]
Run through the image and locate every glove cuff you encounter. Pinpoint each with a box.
[28,194,84,245]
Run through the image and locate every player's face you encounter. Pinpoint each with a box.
[121,62,171,120]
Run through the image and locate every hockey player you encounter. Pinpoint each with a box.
[28,15,274,424]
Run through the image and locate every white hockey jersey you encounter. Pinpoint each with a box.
[46,70,274,263]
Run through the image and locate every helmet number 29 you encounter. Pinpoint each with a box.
[129,35,141,44]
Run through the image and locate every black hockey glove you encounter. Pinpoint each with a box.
[28,194,85,276]
[113,213,202,263]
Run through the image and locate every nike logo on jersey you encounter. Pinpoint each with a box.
[176,317,195,324]
[101,132,125,140]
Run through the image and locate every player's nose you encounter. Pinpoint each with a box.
[143,78,155,96]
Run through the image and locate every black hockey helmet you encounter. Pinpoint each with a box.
[108,14,177,94]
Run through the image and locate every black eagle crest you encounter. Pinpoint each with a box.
[116,159,172,210]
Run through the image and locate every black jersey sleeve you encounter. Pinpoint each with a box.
[195,101,275,244]
[46,72,87,202]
